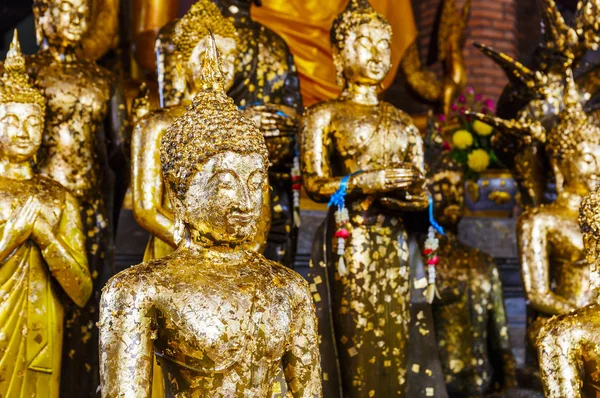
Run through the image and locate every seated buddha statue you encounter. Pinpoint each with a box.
[0,32,92,397]
[470,70,600,354]
[131,0,239,260]
[99,38,322,397]
[424,122,517,397]
[537,186,600,398]
[300,1,431,397]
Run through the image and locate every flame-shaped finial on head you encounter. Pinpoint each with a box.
[563,68,582,109]
[0,30,46,113]
[4,30,25,75]
[198,31,225,91]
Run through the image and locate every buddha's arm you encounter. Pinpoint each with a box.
[487,262,517,388]
[537,305,599,398]
[99,276,154,398]
[132,116,176,247]
[283,283,323,398]
[401,42,443,103]
[518,211,577,315]
[300,106,396,203]
[35,193,92,308]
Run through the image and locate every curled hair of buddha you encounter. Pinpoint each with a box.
[160,35,268,200]
[0,31,46,113]
[172,0,237,63]
[546,69,600,161]
[330,0,391,54]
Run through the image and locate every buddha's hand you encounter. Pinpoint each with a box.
[242,104,298,138]
[354,166,424,194]
[31,214,57,250]
[2,196,40,247]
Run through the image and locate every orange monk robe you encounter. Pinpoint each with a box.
[252,0,418,107]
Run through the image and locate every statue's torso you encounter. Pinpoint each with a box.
[147,251,300,396]
[327,100,419,174]
[26,52,113,199]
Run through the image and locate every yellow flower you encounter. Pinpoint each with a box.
[467,149,491,172]
[452,130,473,149]
[473,120,494,136]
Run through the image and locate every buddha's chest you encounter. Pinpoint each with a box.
[330,109,414,168]
[34,64,111,124]
[154,276,293,372]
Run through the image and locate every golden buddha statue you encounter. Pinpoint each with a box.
[132,0,239,261]
[401,0,470,116]
[99,39,322,397]
[470,70,600,357]
[20,0,130,394]
[300,1,429,396]
[424,123,517,397]
[537,186,600,398]
[0,32,92,397]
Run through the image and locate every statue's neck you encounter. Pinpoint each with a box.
[0,159,33,180]
[341,82,379,106]
[183,235,246,263]
[556,188,584,210]
[46,41,79,63]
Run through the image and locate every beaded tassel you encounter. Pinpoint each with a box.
[423,226,441,304]
[334,206,350,276]
[291,154,302,228]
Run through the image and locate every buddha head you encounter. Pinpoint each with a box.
[330,0,392,88]
[546,71,600,194]
[579,186,600,290]
[161,37,268,247]
[0,32,46,164]
[33,0,91,47]
[173,0,238,92]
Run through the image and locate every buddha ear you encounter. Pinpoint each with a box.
[332,49,345,88]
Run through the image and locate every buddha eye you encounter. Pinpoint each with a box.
[248,171,265,190]
[356,36,372,49]
[377,40,390,51]
[1,115,19,128]
[215,172,237,190]
[60,1,72,12]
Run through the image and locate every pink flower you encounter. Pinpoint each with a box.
[476,94,482,102]
[451,104,458,112]
[439,114,447,122]
[458,106,466,114]
[467,87,474,94]
[442,141,451,151]
[484,98,495,109]
[459,94,467,104]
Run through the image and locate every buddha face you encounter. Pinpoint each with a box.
[0,103,44,163]
[555,141,600,193]
[181,151,267,245]
[338,22,392,85]
[429,169,465,228]
[185,35,237,92]
[42,0,91,45]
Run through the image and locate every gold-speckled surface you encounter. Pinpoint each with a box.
[300,1,428,396]
[17,0,129,395]
[0,33,92,397]
[537,186,600,398]
[425,131,516,396]
[99,37,321,397]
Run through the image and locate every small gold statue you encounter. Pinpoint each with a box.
[424,122,517,396]
[470,70,600,355]
[0,32,92,397]
[99,39,322,397]
[21,0,130,394]
[132,0,239,261]
[537,186,600,398]
[300,1,429,396]
[401,0,470,115]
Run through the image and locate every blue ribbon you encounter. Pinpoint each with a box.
[428,194,445,235]
[328,175,351,209]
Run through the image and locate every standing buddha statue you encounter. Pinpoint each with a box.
[215,0,303,268]
[99,39,322,397]
[424,121,517,397]
[537,186,600,398]
[469,70,600,357]
[132,0,239,261]
[22,0,129,395]
[0,32,92,397]
[300,1,430,396]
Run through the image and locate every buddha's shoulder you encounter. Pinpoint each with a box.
[303,99,344,118]
[102,258,168,295]
[249,252,310,295]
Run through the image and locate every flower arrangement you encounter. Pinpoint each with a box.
[439,88,501,179]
